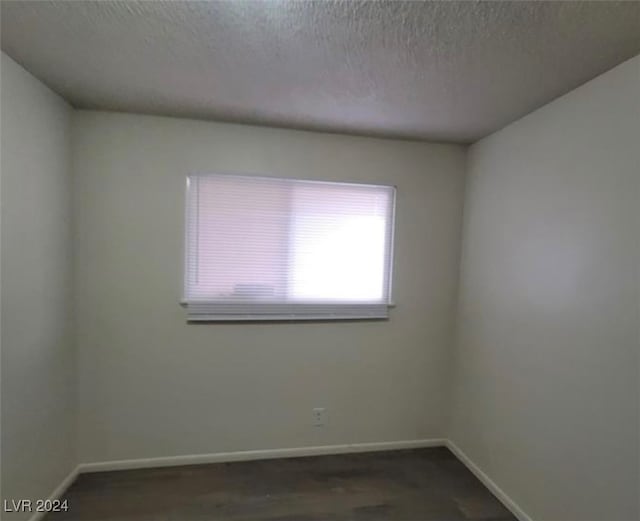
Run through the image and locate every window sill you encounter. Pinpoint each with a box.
[179,300,395,322]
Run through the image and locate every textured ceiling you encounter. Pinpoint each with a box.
[1,1,639,143]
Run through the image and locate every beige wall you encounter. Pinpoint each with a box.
[1,53,75,519]
[450,55,640,520]
[72,112,467,463]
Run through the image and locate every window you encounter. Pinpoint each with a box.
[184,174,395,320]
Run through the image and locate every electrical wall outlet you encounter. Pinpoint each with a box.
[312,407,327,427]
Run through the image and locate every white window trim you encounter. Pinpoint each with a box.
[182,172,397,321]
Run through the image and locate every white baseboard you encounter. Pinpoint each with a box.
[79,438,446,473]
[445,440,533,521]
[28,466,80,521]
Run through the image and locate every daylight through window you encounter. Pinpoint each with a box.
[184,174,395,320]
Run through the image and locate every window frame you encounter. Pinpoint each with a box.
[182,172,397,321]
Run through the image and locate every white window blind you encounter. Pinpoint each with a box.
[184,174,395,321]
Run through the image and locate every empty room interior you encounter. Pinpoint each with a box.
[1,1,639,520]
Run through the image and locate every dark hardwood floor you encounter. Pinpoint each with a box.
[45,447,516,521]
